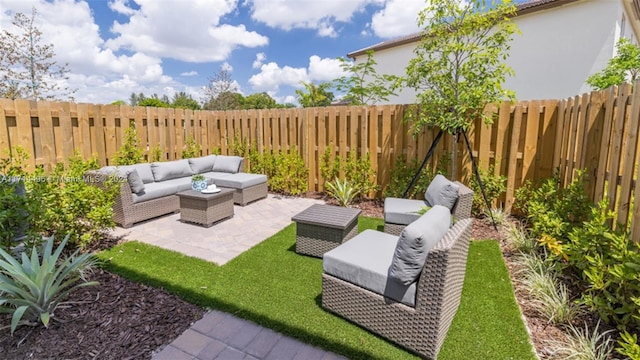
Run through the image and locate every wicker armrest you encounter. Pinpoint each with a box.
[452,181,473,220]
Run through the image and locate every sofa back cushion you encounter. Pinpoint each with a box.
[212,156,243,173]
[425,174,459,211]
[126,169,145,194]
[188,155,217,174]
[100,164,154,184]
[151,159,194,182]
[388,205,452,285]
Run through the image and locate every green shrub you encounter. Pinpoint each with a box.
[112,125,144,165]
[617,332,640,360]
[383,154,449,199]
[567,200,640,331]
[547,322,616,360]
[181,135,201,159]
[268,148,308,195]
[344,152,378,198]
[0,179,33,252]
[0,235,99,334]
[229,134,248,157]
[325,178,359,207]
[514,170,592,242]
[150,144,163,162]
[27,153,119,250]
[469,163,506,216]
[320,144,341,184]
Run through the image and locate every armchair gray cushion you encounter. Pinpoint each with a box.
[425,174,459,211]
[384,197,426,225]
[188,155,217,174]
[212,156,243,173]
[389,205,452,285]
[151,159,194,181]
[323,230,418,306]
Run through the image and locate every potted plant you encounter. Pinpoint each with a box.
[191,174,207,192]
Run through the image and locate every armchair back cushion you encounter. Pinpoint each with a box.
[151,159,194,182]
[389,205,452,285]
[425,174,459,210]
[188,155,217,174]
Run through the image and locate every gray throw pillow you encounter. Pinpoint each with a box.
[151,159,194,181]
[212,156,243,173]
[126,169,145,194]
[388,205,452,285]
[188,155,217,173]
[424,174,460,211]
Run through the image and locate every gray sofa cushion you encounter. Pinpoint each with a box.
[155,177,192,192]
[131,182,180,204]
[389,205,452,285]
[129,163,154,184]
[200,171,233,182]
[126,169,145,194]
[212,156,243,173]
[188,155,217,174]
[100,164,154,184]
[151,159,194,181]
[384,197,427,225]
[214,173,267,189]
[323,230,418,307]
[425,174,459,210]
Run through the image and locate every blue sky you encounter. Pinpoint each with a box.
[0,0,431,105]
[0,0,529,106]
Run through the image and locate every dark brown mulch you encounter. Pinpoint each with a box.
[0,269,205,360]
[0,196,560,360]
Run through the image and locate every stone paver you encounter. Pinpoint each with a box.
[110,194,347,359]
[111,194,323,265]
[153,310,347,360]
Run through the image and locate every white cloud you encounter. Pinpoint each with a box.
[370,0,422,38]
[105,0,269,63]
[181,71,198,76]
[253,52,266,69]
[246,0,377,37]
[249,55,345,93]
[308,56,345,81]
[108,0,136,16]
[249,62,308,91]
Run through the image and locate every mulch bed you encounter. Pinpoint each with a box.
[0,194,563,359]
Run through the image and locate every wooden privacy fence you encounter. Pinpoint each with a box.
[0,83,639,240]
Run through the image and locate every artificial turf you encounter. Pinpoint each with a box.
[97,217,536,359]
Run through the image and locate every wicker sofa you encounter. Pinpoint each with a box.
[322,205,473,359]
[85,155,267,228]
[383,175,473,235]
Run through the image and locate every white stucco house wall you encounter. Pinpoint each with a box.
[348,0,640,103]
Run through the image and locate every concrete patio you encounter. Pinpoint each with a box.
[109,193,346,359]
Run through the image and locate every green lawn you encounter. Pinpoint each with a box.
[97,217,536,360]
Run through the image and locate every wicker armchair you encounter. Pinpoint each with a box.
[322,218,473,359]
[384,180,473,235]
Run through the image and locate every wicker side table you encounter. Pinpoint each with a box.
[292,204,361,257]
[177,189,234,227]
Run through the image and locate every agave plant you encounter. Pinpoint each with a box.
[325,178,360,207]
[0,235,99,334]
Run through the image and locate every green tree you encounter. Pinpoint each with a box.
[206,91,244,110]
[587,38,640,90]
[334,50,399,105]
[137,97,170,108]
[172,91,201,109]
[295,82,334,107]
[405,0,517,135]
[203,67,242,110]
[243,92,277,109]
[0,7,76,101]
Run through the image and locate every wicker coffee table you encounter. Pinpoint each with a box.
[177,189,234,227]
[292,204,361,257]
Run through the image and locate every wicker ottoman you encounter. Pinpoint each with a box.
[292,204,361,257]
[177,189,234,227]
